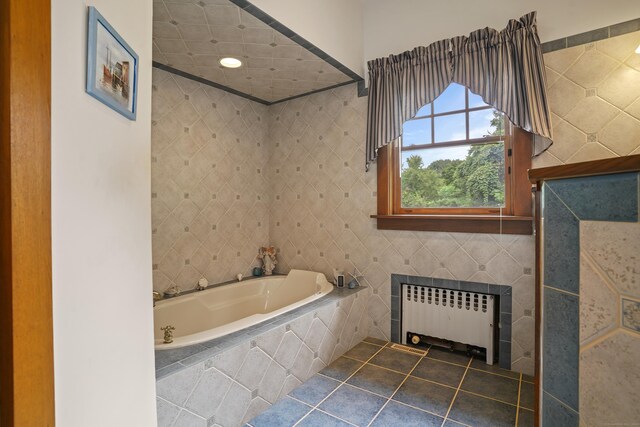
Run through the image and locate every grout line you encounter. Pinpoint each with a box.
[579,327,621,353]
[315,373,396,401]
[440,356,474,427]
[314,407,359,426]
[453,388,520,408]
[316,371,452,420]
[580,251,620,297]
[287,395,357,426]
[291,341,388,427]
[543,391,580,415]
[467,366,520,381]
[543,284,580,298]
[285,341,526,427]
[405,375,459,392]
[423,353,470,369]
[391,364,523,407]
[314,343,473,425]
[365,345,432,427]
[545,185,581,222]
[515,373,523,427]
[369,359,433,378]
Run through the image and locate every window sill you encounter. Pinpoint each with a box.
[371,214,533,235]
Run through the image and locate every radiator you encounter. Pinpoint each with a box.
[401,285,495,364]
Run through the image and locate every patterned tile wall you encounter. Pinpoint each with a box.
[538,31,640,420]
[151,67,270,293]
[579,220,640,426]
[152,0,352,103]
[266,84,536,375]
[540,173,639,426]
[151,31,640,376]
[156,289,370,426]
[534,30,640,168]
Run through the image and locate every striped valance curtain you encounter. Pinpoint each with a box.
[365,11,553,169]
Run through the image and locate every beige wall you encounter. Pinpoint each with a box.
[535,30,640,167]
[151,68,269,293]
[363,1,640,63]
[52,0,156,425]
[251,0,364,77]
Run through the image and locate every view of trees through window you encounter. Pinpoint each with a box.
[400,83,506,209]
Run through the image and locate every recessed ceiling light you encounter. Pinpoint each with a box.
[219,57,242,68]
[636,44,640,54]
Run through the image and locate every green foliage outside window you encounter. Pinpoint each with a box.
[401,111,506,208]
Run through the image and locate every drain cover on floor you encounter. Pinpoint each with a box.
[388,343,427,356]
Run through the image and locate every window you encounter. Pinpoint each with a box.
[375,83,533,234]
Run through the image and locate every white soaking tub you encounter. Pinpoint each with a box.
[154,270,333,349]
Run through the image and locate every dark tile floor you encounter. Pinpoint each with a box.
[247,338,534,427]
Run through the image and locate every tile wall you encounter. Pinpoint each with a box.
[537,30,640,424]
[151,68,269,293]
[266,85,536,375]
[151,30,640,378]
[535,30,640,168]
[541,172,640,426]
[579,220,640,425]
[152,0,352,103]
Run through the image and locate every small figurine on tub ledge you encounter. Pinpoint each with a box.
[258,246,277,275]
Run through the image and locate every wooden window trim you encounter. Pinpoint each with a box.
[373,123,533,235]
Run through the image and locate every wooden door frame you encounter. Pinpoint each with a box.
[0,0,55,425]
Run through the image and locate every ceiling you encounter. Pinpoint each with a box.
[152,0,356,104]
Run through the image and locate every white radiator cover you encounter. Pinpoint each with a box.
[401,285,495,364]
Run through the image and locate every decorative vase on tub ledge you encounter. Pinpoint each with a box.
[258,246,277,275]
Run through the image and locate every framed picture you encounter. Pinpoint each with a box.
[86,6,138,120]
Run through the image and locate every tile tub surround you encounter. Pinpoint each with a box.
[267,83,536,375]
[249,339,535,427]
[156,285,371,427]
[389,275,513,370]
[151,67,270,294]
[540,171,640,426]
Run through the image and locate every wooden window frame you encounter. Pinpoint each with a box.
[373,121,534,235]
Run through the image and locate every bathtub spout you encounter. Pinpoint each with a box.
[153,291,162,307]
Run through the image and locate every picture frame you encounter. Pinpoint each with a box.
[86,6,139,120]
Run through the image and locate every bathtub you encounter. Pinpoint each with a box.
[154,270,333,349]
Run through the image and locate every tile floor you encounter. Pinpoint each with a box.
[247,337,534,427]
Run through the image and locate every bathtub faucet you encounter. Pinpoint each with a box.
[161,325,175,344]
[153,291,162,307]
